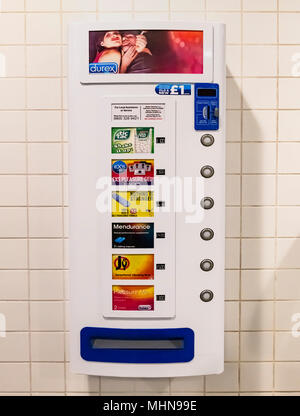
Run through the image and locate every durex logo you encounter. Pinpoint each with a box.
[89,62,118,74]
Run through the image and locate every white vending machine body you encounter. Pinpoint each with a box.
[69,22,226,378]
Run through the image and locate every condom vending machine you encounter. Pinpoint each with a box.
[69,22,225,377]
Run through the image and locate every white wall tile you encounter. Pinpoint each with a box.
[0,46,25,77]
[241,301,273,330]
[227,45,242,77]
[31,363,65,392]
[225,239,240,269]
[243,78,277,109]
[275,363,300,391]
[0,79,25,110]
[29,207,63,238]
[27,111,62,142]
[98,0,133,11]
[243,13,277,44]
[28,143,62,174]
[242,175,276,206]
[242,239,275,269]
[227,110,241,141]
[0,333,29,361]
[0,207,27,238]
[279,45,300,77]
[0,14,24,44]
[225,332,239,361]
[27,79,61,110]
[276,270,300,300]
[0,143,26,174]
[278,111,300,140]
[170,11,205,21]
[29,239,63,269]
[133,12,169,21]
[170,0,204,11]
[226,143,241,174]
[206,363,239,392]
[279,0,300,11]
[225,301,239,331]
[63,0,97,12]
[243,110,277,141]
[241,332,273,361]
[101,377,135,393]
[225,270,240,300]
[66,364,99,392]
[0,302,29,330]
[243,46,277,77]
[1,0,24,11]
[26,13,61,44]
[28,175,62,206]
[241,270,275,300]
[243,0,277,11]
[226,175,240,205]
[278,175,300,205]
[133,0,168,11]
[227,78,242,109]
[0,364,30,392]
[275,301,300,330]
[240,363,273,391]
[170,376,204,393]
[0,271,28,300]
[27,46,61,77]
[0,239,27,269]
[0,112,26,141]
[279,13,300,44]
[207,0,241,11]
[30,301,64,331]
[242,143,276,174]
[275,332,300,361]
[242,207,275,238]
[279,79,300,109]
[226,207,240,237]
[0,176,27,206]
[277,239,300,269]
[278,207,300,237]
[31,332,65,361]
[26,0,61,11]
[30,270,64,300]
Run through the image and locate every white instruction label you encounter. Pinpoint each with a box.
[112,104,165,121]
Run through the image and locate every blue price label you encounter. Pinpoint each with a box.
[155,84,191,95]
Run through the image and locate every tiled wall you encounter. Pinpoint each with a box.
[0,0,300,396]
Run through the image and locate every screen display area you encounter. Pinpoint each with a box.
[197,88,216,97]
[89,30,203,74]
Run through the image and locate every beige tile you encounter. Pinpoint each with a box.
[242,143,276,174]
[241,301,273,330]
[277,239,300,269]
[28,143,62,174]
[279,13,300,44]
[226,175,240,206]
[30,301,64,331]
[27,79,61,110]
[1,0,25,11]
[0,176,27,206]
[133,12,169,21]
[275,332,300,361]
[226,77,242,109]
[225,301,239,331]
[243,110,277,141]
[0,14,24,44]
[276,270,300,300]
[242,207,275,237]
[277,207,300,237]
[275,301,300,330]
[133,0,168,11]
[206,12,241,44]
[279,78,300,109]
[243,0,277,11]
[241,332,273,361]
[26,0,60,11]
[225,238,240,269]
[28,175,62,206]
[26,13,61,44]
[241,270,274,300]
[0,302,29,330]
[226,207,240,237]
[0,79,25,110]
[227,45,241,77]
[226,143,240,174]
[279,0,300,10]
[243,13,277,44]
[29,207,63,238]
[243,78,277,109]
[0,239,27,269]
[206,0,241,10]
[0,364,30,392]
[243,46,277,77]
[278,175,300,205]
[31,363,65,392]
[278,111,300,140]
[242,239,275,269]
[242,175,276,206]
[30,270,64,300]
[279,45,300,77]
[170,376,204,393]
[29,239,63,269]
[0,333,29,361]
[28,111,62,142]
[275,363,300,391]
[225,270,240,300]
[66,364,99,392]
[0,271,28,300]
[206,363,239,392]
[169,11,205,21]
[101,377,135,393]
[134,378,170,393]
[31,332,64,361]
[169,0,204,11]
[0,208,27,238]
[0,143,26,174]
[63,0,96,11]
[225,332,239,361]
[0,112,26,142]
[278,143,300,173]
[226,110,241,142]
[240,363,273,392]
[27,46,61,77]
[0,46,25,77]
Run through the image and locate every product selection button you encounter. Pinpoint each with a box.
[156,232,165,239]
[156,263,166,270]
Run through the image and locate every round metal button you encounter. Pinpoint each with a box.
[201,165,214,178]
[200,290,214,302]
[201,197,214,210]
[200,228,214,241]
[200,134,214,147]
[200,259,214,271]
